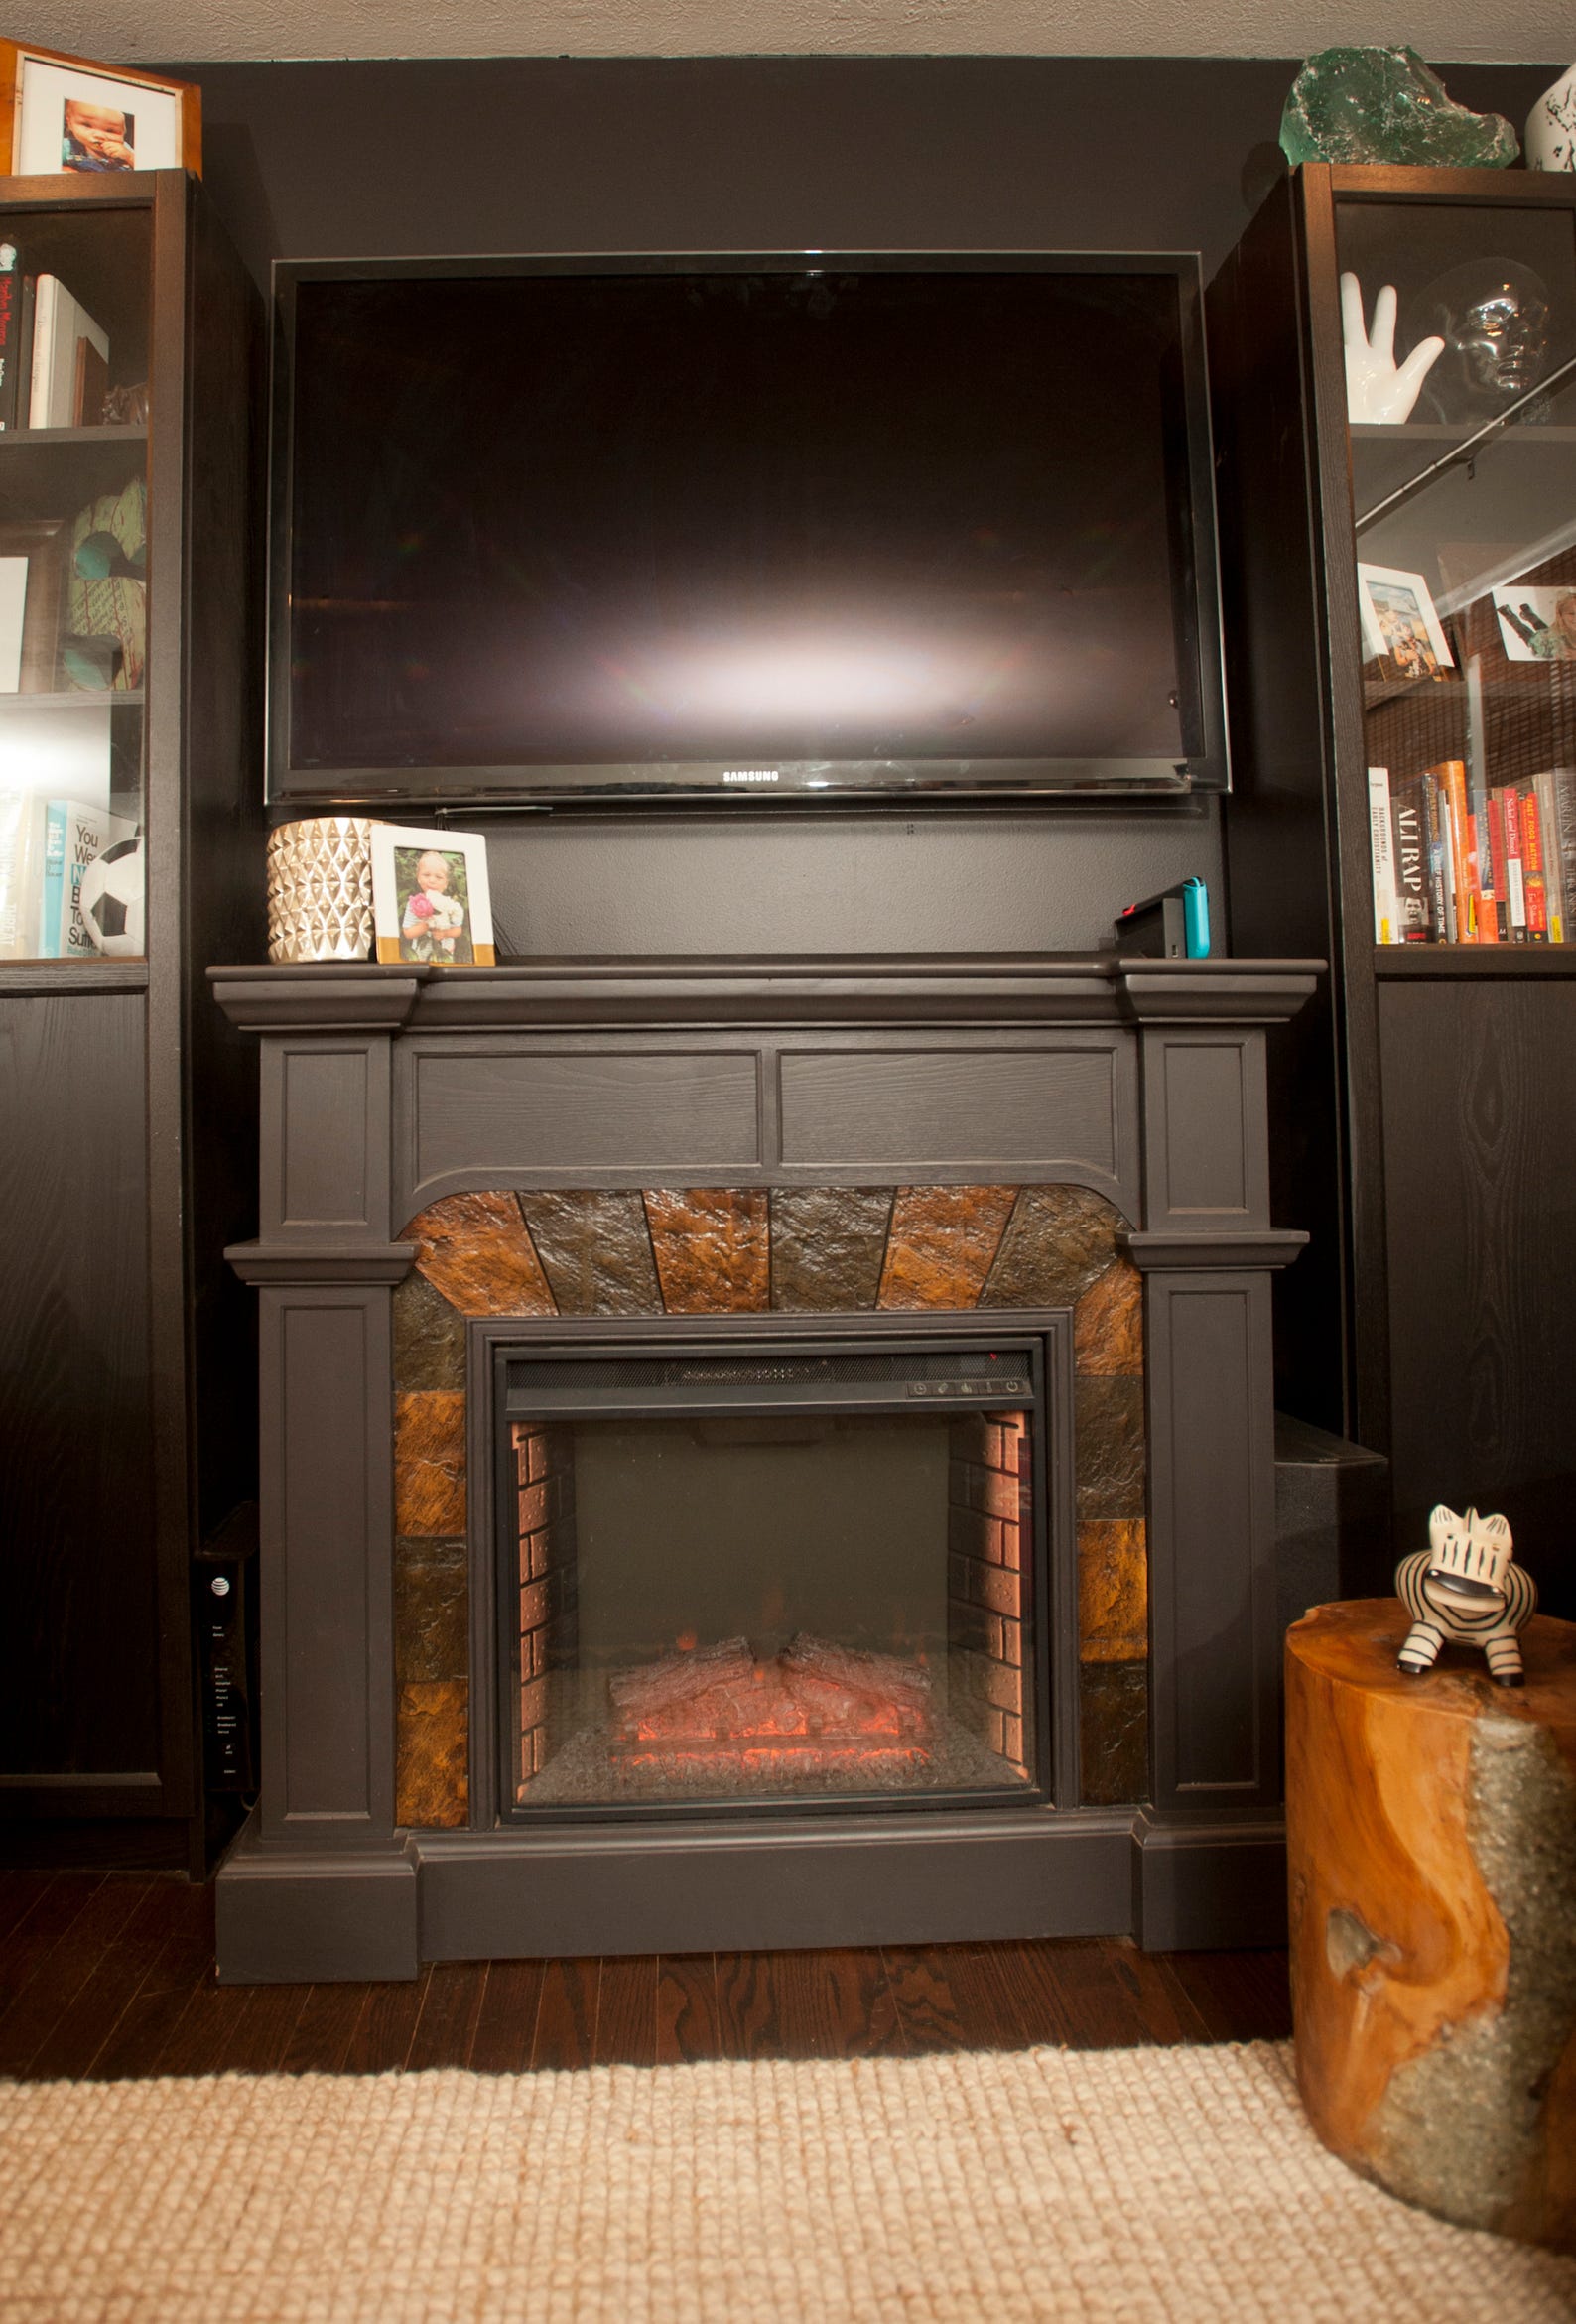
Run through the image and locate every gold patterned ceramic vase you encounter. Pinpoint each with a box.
[266,816,375,963]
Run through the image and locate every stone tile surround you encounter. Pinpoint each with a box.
[392,1183,1148,1827]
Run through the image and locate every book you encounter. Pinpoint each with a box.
[0,238,22,432]
[1419,771,1450,941]
[28,275,109,430]
[39,800,136,958]
[0,555,25,692]
[1436,760,1472,942]
[1532,769,1569,944]
[1368,767,1398,942]
[1513,782,1550,942]
[1536,768,1576,948]
[1388,777,1430,939]
[1497,790,1515,943]
[0,792,48,957]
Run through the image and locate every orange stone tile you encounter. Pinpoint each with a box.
[644,1187,770,1313]
[1078,1519,1149,1663]
[1075,1257,1144,1375]
[404,1190,556,1319]
[395,1389,467,1536]
[877,1184,1019,1310]
[395,1679,468,1828]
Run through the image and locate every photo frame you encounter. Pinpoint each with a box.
[0,517,67,692]
[1356,563,1455,681]
[370,824,495,967]
[0,41,201,178]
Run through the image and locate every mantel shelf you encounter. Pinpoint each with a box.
[209,954,1325,1035]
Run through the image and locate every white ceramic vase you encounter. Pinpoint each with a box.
[1525,65,1576,171]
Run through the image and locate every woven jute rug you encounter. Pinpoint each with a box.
[1,2042,1572,2322]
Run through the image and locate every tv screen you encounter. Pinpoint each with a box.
[269,254,1228,805]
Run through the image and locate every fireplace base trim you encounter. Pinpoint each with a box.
[213,1806,1285,1981]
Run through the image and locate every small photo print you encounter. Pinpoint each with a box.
[62,96,135,171]
[1493,584,1576,663]
[1356,563,1455,679]
[370,823,495,967]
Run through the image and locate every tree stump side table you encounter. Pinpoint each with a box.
[1285,1600,1576,2253]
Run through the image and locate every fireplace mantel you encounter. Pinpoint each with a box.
[211,953,1319,1982]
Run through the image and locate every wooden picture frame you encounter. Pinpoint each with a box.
[0,41,201,178]
[0,516,67,691]
[370,823,496,966]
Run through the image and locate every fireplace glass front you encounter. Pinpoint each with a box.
[496,1339,1045,1817]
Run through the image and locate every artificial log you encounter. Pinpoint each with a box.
[1285,1600,1576,2252]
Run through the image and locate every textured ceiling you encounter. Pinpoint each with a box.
[23,0,1575,67]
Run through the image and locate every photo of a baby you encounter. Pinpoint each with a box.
[62,97,134,171]
[396,847,471,963]
[371,823,495,967]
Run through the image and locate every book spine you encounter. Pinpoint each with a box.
[1439,760,1471,941]
[1389,779,1430,939]
[1533,769,1567,944]
[1500,787,1527,940]
[28,274,57,428]
[1539,767,1576,947]
[1420,770,1448,941]
[0,239,20,433]
[1489,789,1518,941]
[1516,783,1550,941]
[38,801,67,958]
[1368,767,1398,943]
[0,792,44,958]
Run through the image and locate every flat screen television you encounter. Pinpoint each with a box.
[268,252,1229,807]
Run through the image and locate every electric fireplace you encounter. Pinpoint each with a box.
[212,952,1318,1982]
[497,1337,1045,1818]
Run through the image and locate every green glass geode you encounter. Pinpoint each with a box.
[1280,46,1518,168]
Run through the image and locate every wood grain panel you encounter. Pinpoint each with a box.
[407,1047,762,1197]
[1379,981,1576,1621]
[0,995,157,1781]
[778,1044,1122,1177]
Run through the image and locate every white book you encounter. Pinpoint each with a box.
[0,554,25,691]
[28,273,109,429]
[1368,766,1398,944]
[0,791,48,957]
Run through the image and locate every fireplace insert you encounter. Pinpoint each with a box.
[495,1335,1048,1820]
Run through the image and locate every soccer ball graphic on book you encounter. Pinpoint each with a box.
[78,836,145,956]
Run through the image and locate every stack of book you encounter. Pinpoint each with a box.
[0,794,136,959]
[1369,761,1576,946]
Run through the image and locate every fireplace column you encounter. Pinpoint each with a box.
[221,971,423,1981]
[1117,967,1308,1948]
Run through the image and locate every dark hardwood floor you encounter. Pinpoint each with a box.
[0,1872,1291,2080]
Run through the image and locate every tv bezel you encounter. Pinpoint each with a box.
[266,249,1231,810]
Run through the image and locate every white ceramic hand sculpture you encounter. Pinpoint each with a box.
[1342,272,1445,424]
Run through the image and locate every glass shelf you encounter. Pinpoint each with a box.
[1339,195,1576,955]
[1,204,150,967]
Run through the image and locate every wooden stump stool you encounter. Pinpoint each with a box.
[1285,1600,1576,2252]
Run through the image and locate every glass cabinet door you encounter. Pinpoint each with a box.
[1338,195,1576,946]
[0,198,149,964]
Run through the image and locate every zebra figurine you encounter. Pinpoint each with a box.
[1396,1505,1537,1687]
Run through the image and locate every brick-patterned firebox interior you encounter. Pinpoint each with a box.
[391,1182,1147,1827]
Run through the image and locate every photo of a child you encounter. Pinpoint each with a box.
[1367,582,1441,679]
[396,846,471,963]
[61,97,134,171]
[371,822,494,967]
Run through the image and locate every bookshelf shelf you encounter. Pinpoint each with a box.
[1373,943,1576,977]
